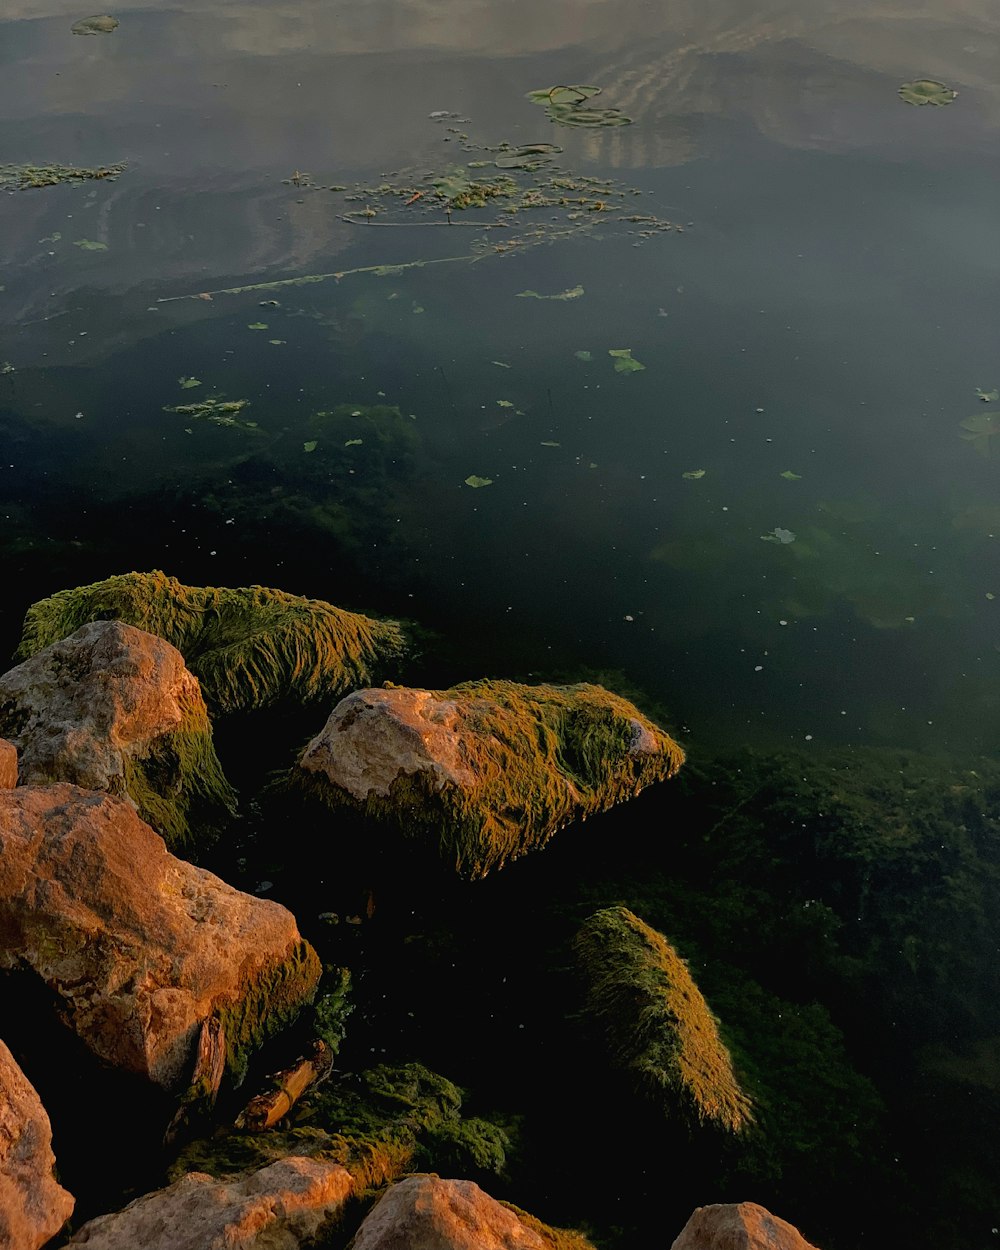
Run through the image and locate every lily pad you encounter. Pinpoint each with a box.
[780,470,803,480]
[682,469,706,480]
[898,79,956,106]
[960,412,1000,457]
[976,387,999,402]
[609,348,645,374]
[546,103,632,128]
[178,376,202,390]
[761,528,796,544]
[516,285,584,301]
[71,14,119,34]
[73,239,107,251]
[526,86,602,106]
[303,440,318,453]
[465,474,493,488]
[494,143,563,171]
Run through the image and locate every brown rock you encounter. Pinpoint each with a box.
[350,1175,592,1250]
[670,1202,822,1250]
[0,1038,75,1250]
[0,785,321,1089]
[68,1157,352,1249]
[0,738,16,789]
[0,620,236,846]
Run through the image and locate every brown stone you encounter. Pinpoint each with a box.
[351,1175,559,1250]
[0,738,16,789]
[67,1157,353,1249]
[0,784,320,1089]
[670,1202,822,1250]
[0,1038,75,1250]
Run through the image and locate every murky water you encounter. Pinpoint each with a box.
[4,0,1000,751]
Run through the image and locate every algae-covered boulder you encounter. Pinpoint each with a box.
[16,570,410,714]
[0,620,236,848]
[67,1157,353,1250]
[351,1175,596,1250]
[295,681,684,878]
[574,907,752,1135]
[173,1062,510,1193]
[0,738,16,788]
[0,785,321,1089]
[670,1202,821,1250]
[0,1038,75,1249]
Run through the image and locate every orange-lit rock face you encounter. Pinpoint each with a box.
[0,785,318,1090]
[670,1202,822,1250]
[0,1038,75,1250]
[0,739,16,789]
[66,1158,353,1250]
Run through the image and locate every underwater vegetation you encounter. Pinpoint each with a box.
[16,571,410,714]
[574,906,753,1136]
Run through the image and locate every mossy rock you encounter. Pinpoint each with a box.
[295,680,684,879]
[16,571,410,714]
[574,906,753,1135]
[171,1061,510,1192]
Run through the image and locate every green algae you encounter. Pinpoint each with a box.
[16,571,410,714]
[297,680,684,880]
[0,162,126,191]
[574,906,753,1136]
[171,1061,509,1191]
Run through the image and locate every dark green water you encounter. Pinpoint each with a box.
[3,3,1000,1247]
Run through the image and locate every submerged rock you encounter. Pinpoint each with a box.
[0,785,321,1089]
[295,680,684,878]
[670,1202,821,1250]
[351,1175,595,1250]
[0,620,236,848]
[0,1038,75,1250]
[16,570,410,714]
[0,738,16,789]
[574,906,753,1135]
[68,1157,352,1249]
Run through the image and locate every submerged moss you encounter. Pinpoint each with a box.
[297,680,683,880]
[172,1061,509,1191]
[16,571,410,714]
[574,906,753,1136]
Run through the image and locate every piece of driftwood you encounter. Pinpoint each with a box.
[163,1016,227,1146]
[235,1039,334,1132]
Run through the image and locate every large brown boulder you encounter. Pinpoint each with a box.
[0,785,321,1089]
[670,1202,821,1250]
[67,1157,353,1249]
[295,680,684,878]
[350,1175,595,1250]
[0,738,16,789]
[0,1038,75,1250]
[0,619,236,847]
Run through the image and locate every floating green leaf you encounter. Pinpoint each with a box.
[494,143,563,171]
[976,387,999,402]
[178,376,202,390]
[516,285,584,301]
[898,79,957,106]
[303,440,318,453]
[761,527,796,544]
[526,85,602,106]
[780,470,803,480]
[269,339,286,345]
[547,103,632,128]
[540,441,561,447]
[609,348,645,374]
[73,239,107,251]
[344,438,364,447]
[497,399,514,408]
[574,350,593,362]
[465,475,493,488]
[682,469,706,480]
[71,14,119,34]
[960,412,1000,457]
[247,322,268,331]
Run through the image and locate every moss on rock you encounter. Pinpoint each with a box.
[296,680,684,879]
[16,570,410,714]
[574,906,753,1135]
[499,1203,599,1250]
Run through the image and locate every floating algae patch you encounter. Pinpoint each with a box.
[170,1062,510,1191]
[898,79,956,105]
[465,475,493,488]
[0,162,126,191]
[293,680,684,879]
[16,571,411,714]
[71,14,119,34]
[163,395,259,431]
[517,285,584,301]
[609,348,645,373]
[574,907,753,1136]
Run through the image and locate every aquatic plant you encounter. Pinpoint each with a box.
[0,162,126,190]
[959,412,1000,457]
[16,571,410,714]
[296,680,683,879]
[573,906,753,1135]
[71,14,118,34]
[163,395,259,431]
[898,79,957,106]
[527,84,632,129]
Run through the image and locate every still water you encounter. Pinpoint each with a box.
[3,0,1000,751]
